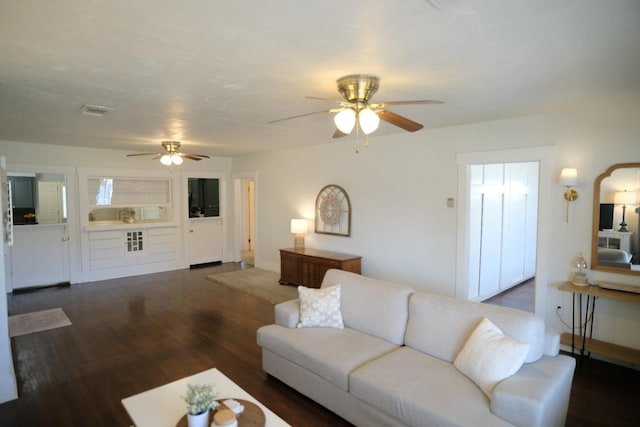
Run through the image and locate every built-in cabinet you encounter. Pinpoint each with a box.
[79,170,182,282]
[87,226,179,273]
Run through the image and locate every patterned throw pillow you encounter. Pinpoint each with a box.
[297,284,344,329]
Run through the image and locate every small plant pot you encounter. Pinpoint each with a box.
[187,411,209,427]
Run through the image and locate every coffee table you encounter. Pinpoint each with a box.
[122,368,290,427]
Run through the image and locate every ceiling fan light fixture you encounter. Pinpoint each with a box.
[160,154,172,165]
[334,108,356,134]
[358,108,380,134]
[171,154,183,165]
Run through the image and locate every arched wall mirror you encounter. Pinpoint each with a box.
[591,163,640,276]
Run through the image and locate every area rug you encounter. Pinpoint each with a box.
[207,268,298,304]
[9,308,72,337]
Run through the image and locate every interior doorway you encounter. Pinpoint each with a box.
[455,147,555,317]
[234,173,256,265]
[466,161,539,304]
[241,179,255,265]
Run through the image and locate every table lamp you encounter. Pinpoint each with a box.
[614,190,637,232]
[290,219,308,250]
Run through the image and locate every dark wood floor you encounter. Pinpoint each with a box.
[1,264,638,426]
[484,278,535,313]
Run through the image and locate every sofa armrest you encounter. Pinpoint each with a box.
[491,355,576,427]
[543,331,560,356]
[274,299,300,328]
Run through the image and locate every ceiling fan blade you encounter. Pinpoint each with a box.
[126,152,162,157]
[183,152,210,159]
[305,96,332,101]
[374,100,444,107]
[377,110,424,132]
[268,109,332,124]
[333,129,348,139]
[179,153,204,161]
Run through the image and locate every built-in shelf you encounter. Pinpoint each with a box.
[86,177,173,225]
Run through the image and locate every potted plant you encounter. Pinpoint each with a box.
[182,383,218,427]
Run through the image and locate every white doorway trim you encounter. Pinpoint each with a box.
[455,146,556,317]
[232,171,258,263]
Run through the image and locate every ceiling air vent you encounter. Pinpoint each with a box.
[80,104,114,117]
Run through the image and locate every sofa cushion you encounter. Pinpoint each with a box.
[405,292,544,363]
[349,347,513,427]
[297,285,344,329]
[454,317,529,398]
[322,269,414,345]
[257,324,398,391]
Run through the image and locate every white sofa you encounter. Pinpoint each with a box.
[257,269,575,427]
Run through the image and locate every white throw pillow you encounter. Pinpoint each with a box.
[297,284,344,329]
[453,317,529,398]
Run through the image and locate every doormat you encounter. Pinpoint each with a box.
[207,268,298,304]
[8,308,72,337]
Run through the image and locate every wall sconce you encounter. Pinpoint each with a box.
[614,190,637,232]
[559,168,578,222]
[290,219,308,250]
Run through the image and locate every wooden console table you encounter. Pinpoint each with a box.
[279,248,361,288]
[558,282,640,364]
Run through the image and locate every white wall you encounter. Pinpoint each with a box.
[232,95,640,351]
[0,158,18,403]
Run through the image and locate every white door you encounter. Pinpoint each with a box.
[10,225,69,289]
[186,218,223,265]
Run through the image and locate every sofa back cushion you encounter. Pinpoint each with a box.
[322,269,414,345]
[405,292,544,363]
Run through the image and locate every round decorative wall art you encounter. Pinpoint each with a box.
[315,184,351,236]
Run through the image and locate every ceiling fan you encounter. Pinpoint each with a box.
[269,74,444,138]
[126,141,210,165]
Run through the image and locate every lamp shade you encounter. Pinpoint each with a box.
[559,168,578,186]
[334,109,356,134]
[358,108,380,134]
[160,154,172,165]
[614,190,637,206]
[290,219,308,234]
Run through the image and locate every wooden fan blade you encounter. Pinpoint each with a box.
[183,153,210,159]
[333,129,348,139]
[305,96,332,101]
[374,100,444,106]
[180,153,204,161]
[377,110,424,132]
[268,109,331,124]
[126,152,162,157]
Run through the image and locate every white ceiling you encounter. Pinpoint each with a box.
[1,0,639,157]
